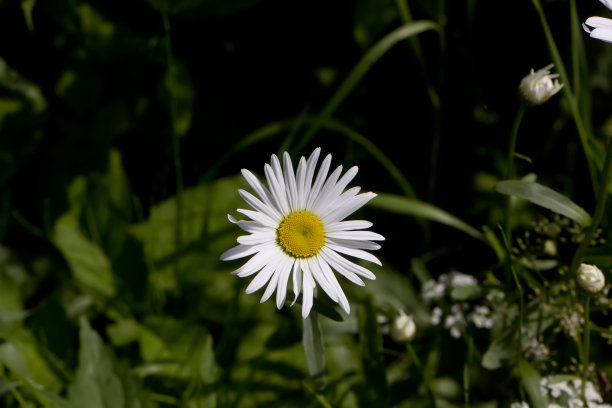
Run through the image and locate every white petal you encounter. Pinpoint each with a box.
[321,247,376,280]
[238,189,282,221]
[245,256,280,294]
[306,154,332,209]
[283,152,299,212]
[227,214,268,234]
[291,261,302,306]
[241,169,279,212]
[316,256,350,314]
[600,0,612,11]
[326,242,382,265]
[585,16,612,28]
[306,257,339,302]
[236,230,276,246]
[221,243,262,261]
[302,148,321,202]
[236,208,277,228]
[309,164,343,211]
[264,163,290,215]
[313,166,359,213]
[320,249,365,286]
[327,237,381,251]
[301,260,315,318]
[591,26,612,42]
[275,255,295,309]
[322,192,377,223]
[232,245,277,277]
[295,157,307,207]
[326,230,385,241]
[260,265,282,303]
[325,220,373,232]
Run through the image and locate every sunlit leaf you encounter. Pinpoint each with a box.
[369,193,484,240]
[495,180,591,227]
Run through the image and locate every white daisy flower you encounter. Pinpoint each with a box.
[583,0,612,42]
[220,148,384,318]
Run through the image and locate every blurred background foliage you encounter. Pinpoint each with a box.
[2,0,612,407]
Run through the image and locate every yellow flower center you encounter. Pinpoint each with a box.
[277,210,325,258]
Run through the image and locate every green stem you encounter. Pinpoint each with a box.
[530,0,600,194]
[406,343,437,408]
[581,296,591,405]
[568,136,612,278]
[504,103,527,258]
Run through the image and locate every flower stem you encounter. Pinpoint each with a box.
[568,136,612,279]
[406,343,437,408]
[581,296,591,405]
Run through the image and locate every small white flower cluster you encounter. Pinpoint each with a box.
[522,336,550,365]
[512,376,612,408]
[422,271,492,338]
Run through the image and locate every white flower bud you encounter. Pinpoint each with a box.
[577,263,605,294]
[390,310,416,343]
[519,64,563,105]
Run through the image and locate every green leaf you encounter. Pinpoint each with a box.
[517,359,548,408]
[495,180,591,227]
[52,211,115,299]
[369,193,484,240]
[303,311,326,390]
[450,285,482,301]
[70,317,124,408]
[482,325,519,370]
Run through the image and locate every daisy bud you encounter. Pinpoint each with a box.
[390,310,416,343]
[577,263,605,295]
[519,64,563,106]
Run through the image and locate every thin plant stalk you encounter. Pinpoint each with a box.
[530,0,599,193]
[568,136,612,278]
[581,296,591,405]
[406,343,437,408]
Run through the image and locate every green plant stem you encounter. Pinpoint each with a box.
[406,343,437,408]
[581,296,591,405]
[568,136,612,278]
[530,0,599,194]
[504,102,527,253]
[294,20,440,153]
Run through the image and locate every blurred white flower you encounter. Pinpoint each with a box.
[584,0,612,42]
[577,263,606,294]
[221,148,384,318]
[519,64,563,105]
[390,310,416,342]
[469,305,492,329]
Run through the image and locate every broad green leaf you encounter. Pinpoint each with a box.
[303,311,326,390]
[518,359,548,408]
[52,211,115,299]
[0,335,62,393]
[70,317,124,408]
[495,180,591,227]
[369,193,484,240]
[482,325,519,370]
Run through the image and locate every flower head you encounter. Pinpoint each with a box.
[221,148,384,318]
[584,0,612,42]
[577,263,605,294]
[519,64,563,106]
[390,310,416,343]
